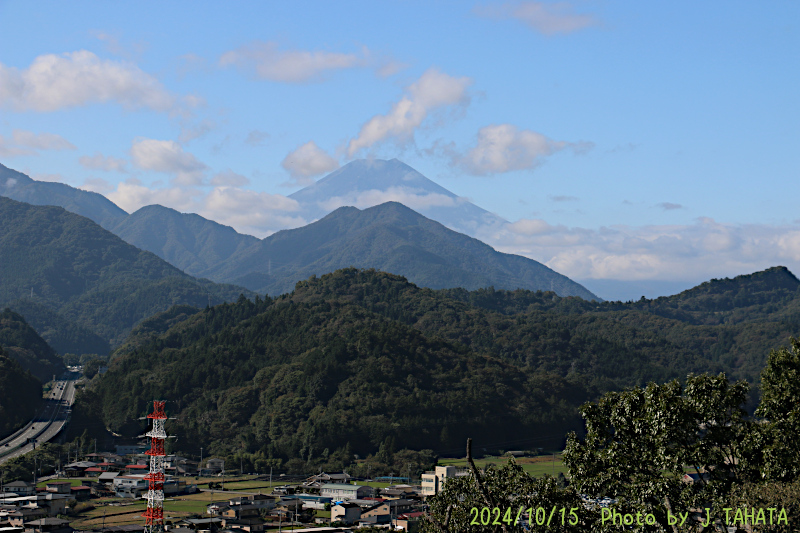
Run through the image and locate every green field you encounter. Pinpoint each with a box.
[213,480,275,490]
[36,478,89,488]
[438,455,568,478]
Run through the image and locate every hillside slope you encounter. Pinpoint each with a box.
[0,196,253,350]
[112,204,260,277]
[82,291,592,460]
[206,202,599,300]
[0,309,64,381]
[0,163,127,230]
[0,347,43,438]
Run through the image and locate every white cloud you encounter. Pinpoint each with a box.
[210,170,250,187]
[0,129,75,157]
[347,68,472,156]
[281,141,339,185]
[481,217,800,283]
[104,178,304,238]
[79,177,116,194]
[476,2,599,35]
[457,124,574,175]
[658,202,684,210]
[219,41,365,83]
[79,152,128,172]
[12,130,76,150]
[130,138,207,185]
[376,59,409,78]
[0,139,31,158]
[0,50,176,112]
[318,187,461,213]
[106,178,199,213]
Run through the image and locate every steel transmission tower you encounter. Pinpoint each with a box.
[142,401,168,533]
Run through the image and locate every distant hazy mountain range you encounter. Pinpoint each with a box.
[0,163,126,230]
[198,201,596,299]
[0,161,599,300]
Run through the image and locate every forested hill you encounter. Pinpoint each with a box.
[284,267,800,386]
[0,347,43,438]
[0,196,254,351]
[79,292,594,463]
[75,267,799,465]
[0,308,64,382]
[624,266,800,324]
[202,202,599,300]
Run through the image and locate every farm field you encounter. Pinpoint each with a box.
[438,454,568,478]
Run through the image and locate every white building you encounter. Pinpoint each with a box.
[319,483,373,500]
[421,466,467,496]
[113,475,148,498]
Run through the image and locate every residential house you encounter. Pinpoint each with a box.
[7,509,47,527]
[221,504,260,521]
[221,517,265,532]
[3,483,34,497]
[227,494,274,512]
[44,483,71,495]
[70,486,91,500]
[22,517,72,533]
[396,511,425,532]
[361,498,416,519]
[205,459,225,474]
[356,515,391,527]
[331,503,361,525]
[112,476,148,498]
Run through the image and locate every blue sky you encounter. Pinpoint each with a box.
[1,1,798,290]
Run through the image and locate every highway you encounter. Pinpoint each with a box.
[0,374,79,464]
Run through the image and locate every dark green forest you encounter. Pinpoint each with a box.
[78,290,593,469]
[0,308,64,381]
[0,196,253,352]
[70,266,800,474]
[0,346,43,437]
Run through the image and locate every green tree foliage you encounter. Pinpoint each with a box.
[82,357,106,379]
[73,283,592,463]
[0,308,64,381]
[0,196,253,350]
[728,480,800,533]
[563,374,755,531]
[0,346,42,438]
[0,442,65,483]
[285,268,800,389]
[70,268,800,475]
[752,338,800,481]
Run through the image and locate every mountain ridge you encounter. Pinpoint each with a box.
[203,201,600,300]
[0,162,127,230]
[0,196,254,351]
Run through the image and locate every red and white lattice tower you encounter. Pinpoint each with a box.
[142,401,168,533]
